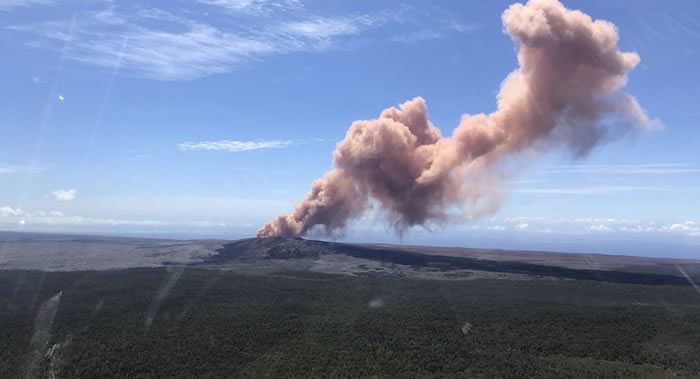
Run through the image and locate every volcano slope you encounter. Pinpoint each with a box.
[197,237,699,286]
[3,232,699,286]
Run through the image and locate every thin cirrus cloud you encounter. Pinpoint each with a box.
[5,2,466,80]
[515,163,700,195]
[391,29,444,44]
[7,6,384,80]
[0,164,45,174]
[391,23,478,45]
[178,140,293,152]
[544,163,700,174]
[197,0,302,14]
[281,14,382,40]
[0,0,54,11]
[512,185,700,195]
[52,189,77,201]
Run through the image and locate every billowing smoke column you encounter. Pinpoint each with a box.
[257,0,660,238]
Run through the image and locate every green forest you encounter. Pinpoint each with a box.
[2,268,700,378]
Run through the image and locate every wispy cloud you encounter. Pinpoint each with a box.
[52,189,77,201]
[10,12,280,80]
[178,139,293,152]
[197,0,302,14]
[8,2,470,80]
[0,0,54,11]
[544,163,700,174]
[391,21,478,44]
[0,164,45,174]
[280,14,380,41]
[7,4,394,80]
[391,30,443,44]
[675,111,700,117]
[513,185,700,195]
[449,22,479,33]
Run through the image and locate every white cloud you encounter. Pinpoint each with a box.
[503,216,700,237]
[587,224,611,232]
[0,204,235,229]
[0,206,25,216]
[57,95,64,101]
[515,223,529,230]
[667,223,694,232]
[52,189,77,201]
[618,225,651,233]
[191,220,229,227]
[46,216,164,226]
[504,216,546,223]
[0,205,159,227]
[45,194,291,226]
[0,0,54,11]
[506,216,644,226]
[487,225,507,231]
[660,221,700,236]
[573,217,640,225]
[178,140,293,152]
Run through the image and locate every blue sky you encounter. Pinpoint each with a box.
[1,0,699,258]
